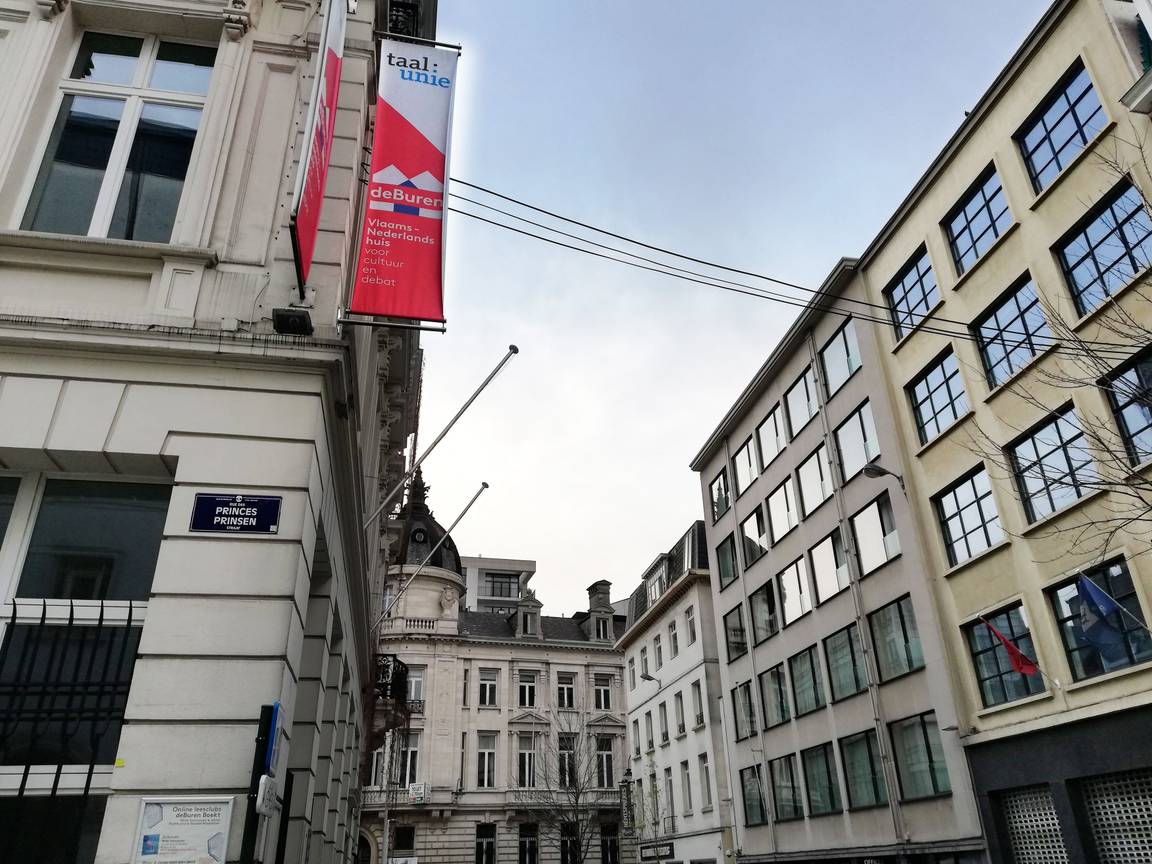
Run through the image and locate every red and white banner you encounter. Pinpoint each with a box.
[289,0,347,289]
[350,39,458,322]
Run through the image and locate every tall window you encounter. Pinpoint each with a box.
[627,659,636,692]
[1017,61,1105,192]
[716,535,738,590]
[789,645,826,716]
[558,671,576,708]
[835,401,879,480]
[663,767,675,818]
[644,713,654,751]
[699,754,713,809]
[680,760,693,813]
[786,367,820,437]
[732,437,759,496]
[519,824,538,864]
[1009,405,1096,521]
[824,624,868,701]
[399,732,420,785]
[519,671,537,707]
[759,664,790,728]
[518,733,537,787]
[869,596,924,681]
[407,665,425,702]
[840,729,888,809]
[740,765,769,825]
[810,529,849,604]
[559,735,576,787]
[477,733,496,788]
[631,720,641,757]
[685,605,697,644]
[596,736,614,788]
[974,277,1052,387]
[777,558,812,626]
[965,603,1044,707]
[1049,559,1152,680]
[731,681,757,739]
[769,756,803,821]
[640,647,649,677]
[889,712,950,799]
[797,444,833,516]
[821,319,862,397]
[595,617,611,640]
[909,349,969,444]
[668,620,679,657]
[710,470,731,521]
[1058,180,1152,315]
[479,669,498,706]
[757,406,787,467]
[944,167,1012,275]
[476,824,496,864]
[935,466,1003,566]
[1107,349,1152,465]
[802,743,843,816]
[885,248,939,339]
[674,691,685,733]
[691,681,704,726]
[765,480,798,545]
[594,674,612,710]
[740,508,769,566]
[600,823,619,864]
[463,668,469,705]
[560,823,578,864]
[658,702,669,743]
[749,579,779,643]
[851,494,899,575]
[653,634,664,670]
[724,606,748,661]
[23,33,215,242]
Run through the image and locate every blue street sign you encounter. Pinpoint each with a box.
[190,494,282,534]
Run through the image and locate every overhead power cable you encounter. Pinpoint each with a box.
[448,178,1145,356]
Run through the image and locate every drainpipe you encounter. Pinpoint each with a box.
[805,331,907,848]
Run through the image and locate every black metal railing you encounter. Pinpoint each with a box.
[406,699,424,715]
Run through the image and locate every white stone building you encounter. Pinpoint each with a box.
[618,523,734,864]
[362,481,635,864]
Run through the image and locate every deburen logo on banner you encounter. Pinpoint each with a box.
[350,39,459,323]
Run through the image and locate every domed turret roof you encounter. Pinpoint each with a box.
[394,469,462,575]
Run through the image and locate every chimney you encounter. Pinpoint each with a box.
[587,580,611,612]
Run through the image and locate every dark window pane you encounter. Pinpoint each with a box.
[17,481,170,601]
[1018,62,1105,192]
[0,623,141,765]
[0,795,107,864]
[107,103,201,243]
[0,477,18,547]
[909,351,968,444]
[884,249,938,339]
[150,42,217,94]
[945,169,1013,274]
[22,95,125,235]
[70,32,142,84]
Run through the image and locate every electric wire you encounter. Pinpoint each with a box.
[446,203,1144,363]
[449,178,1146,356]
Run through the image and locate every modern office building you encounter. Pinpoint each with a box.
[690,259,986,863]
[618,522,735,864]
[841,1,1152,860]
[462,555,538,614]
[361,479,635,864]
[0,0,431,861]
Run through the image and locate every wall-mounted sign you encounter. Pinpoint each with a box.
[407,782,427,803]
[290,0,347,291]
[189,494,282,534]
[350,38,459,322]
[133,796,233,864]
[639,842,674,862]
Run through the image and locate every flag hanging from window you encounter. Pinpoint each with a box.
[1077,576,1128,664]
[350,38,458,322]
[981,618,1038,676]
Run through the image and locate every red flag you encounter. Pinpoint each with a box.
[982,618,1039,676]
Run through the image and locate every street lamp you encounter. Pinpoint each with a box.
[640,672,662,689]
[862,462,905,493]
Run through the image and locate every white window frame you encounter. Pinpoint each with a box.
[685,605,697,644]
[518,733,537,788]
[407,667,425,702]
[477,733,497,788]
[479,669,498,706]
[399,732,419,786]
[16,32,216,240]
[557,672,575,709]
[518,671,536,707]
[594,674,611,710]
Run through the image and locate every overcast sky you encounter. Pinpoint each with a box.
[414,0,1050,616]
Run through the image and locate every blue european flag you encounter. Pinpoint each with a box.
[1077,576,1127,666]
[1078,575,1124,617]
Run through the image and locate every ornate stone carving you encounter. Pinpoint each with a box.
[439,587,457,617]
[36,0,66,19]
[223,0,252,40]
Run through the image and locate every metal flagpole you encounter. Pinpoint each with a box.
[363,344,518,531]
[371,481,489,634]
[1081,573,1152,635]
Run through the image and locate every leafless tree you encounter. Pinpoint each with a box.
[509,711,625,864]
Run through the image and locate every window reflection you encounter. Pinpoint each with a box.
[70,32,142,84]
[150,42,217,94]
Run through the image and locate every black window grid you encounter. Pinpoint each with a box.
[868,595,924,682]
[964,603,1045,708]
[945,168,1012,275]
[723,606,747,662]
[823,623,868,702]
[768,755,803,821]
[801,742,842,816]
[1009,405,1096,522]
[889,712,950,800]
[908,350,968,444]
[934,466,1002,566]
[715,534,738,590]
[884,248,939,339]
[1106,349,1152,466]
[788,644,826,716]
[1058,180,1152,316]
[838,729,887,810]
[759,664,790,728]
[973,276,1053,388]
[1017,62,1106,193]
